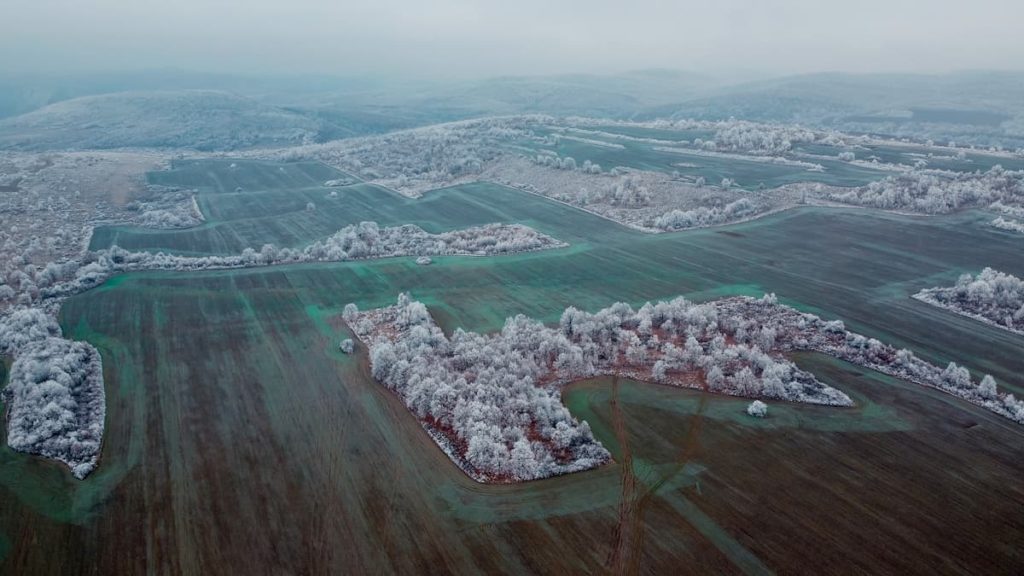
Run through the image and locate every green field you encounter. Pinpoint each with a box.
[92,160,624,256]
[4,159,1024,574]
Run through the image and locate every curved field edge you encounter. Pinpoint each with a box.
[4,242,1023,573]
[4,160,1024,572]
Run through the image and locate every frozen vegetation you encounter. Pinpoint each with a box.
[0,309,104,478]
[4,113,1023,481]
[746,400,768,418]
[281,116,825,232]
[828,166,1024,214]
[10,221,563,307]
[991,217,1024,233]
[346,292,1024,483]
[278,117,533,196]
[0,215,563,478]
[284,115,1024,234]
[914,268,1024,336]
[484,155,792,233]
[0,151,165,285]
[0,91,323,151]
[990,200,1024,218]
[560,117,848,154]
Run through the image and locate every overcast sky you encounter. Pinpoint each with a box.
[5,0,1023,79]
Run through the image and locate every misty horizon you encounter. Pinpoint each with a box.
[4,0,1024,78]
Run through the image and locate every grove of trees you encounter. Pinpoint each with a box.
[349,292,1024,483]
[915,268,1024,335]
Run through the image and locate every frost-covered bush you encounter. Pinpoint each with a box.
[339,339,355,354]
[746,400,768,418]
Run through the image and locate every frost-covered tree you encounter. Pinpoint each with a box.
[914,268,1024,335]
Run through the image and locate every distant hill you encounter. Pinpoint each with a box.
[2,70,1023,150]
[0,90,343,151]
[643,71,1024,147]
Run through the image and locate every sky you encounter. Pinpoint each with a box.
[4,0,1023,79]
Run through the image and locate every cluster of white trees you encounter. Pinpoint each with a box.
[351,293,923,482]
[303,222,564,261]
[716,296,1024,424]
[828,166,1024,214]
[712,121,818,155]
[281,117,543,196]
[990,201,1024,218]
[26,221,564,303]
[992,217,1024,233]
[0,308,104,479]
[652,198,757,231]
[533,153,577,171]
[605,175,651,207]
[562,117,848,151]
[126,186,203,229]
[485,156,778,233]
[914,268,1024,336]
[0,218,565,479]
[348,292,1023,483]
[532,152,603,175]
[347,295,611,482]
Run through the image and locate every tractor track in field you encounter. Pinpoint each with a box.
[606,375,709,575]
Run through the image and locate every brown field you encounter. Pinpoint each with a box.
[2,161,1023,574]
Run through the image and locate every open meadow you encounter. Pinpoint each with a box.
[3,160,1023,574]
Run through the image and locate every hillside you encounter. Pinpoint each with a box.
[0,90,337,151]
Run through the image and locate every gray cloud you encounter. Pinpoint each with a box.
[3,0,1022,78]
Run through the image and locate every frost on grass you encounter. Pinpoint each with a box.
[914,268,1024,336]
[349,293,1024,483]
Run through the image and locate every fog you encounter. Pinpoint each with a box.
[3,0,1024,79]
